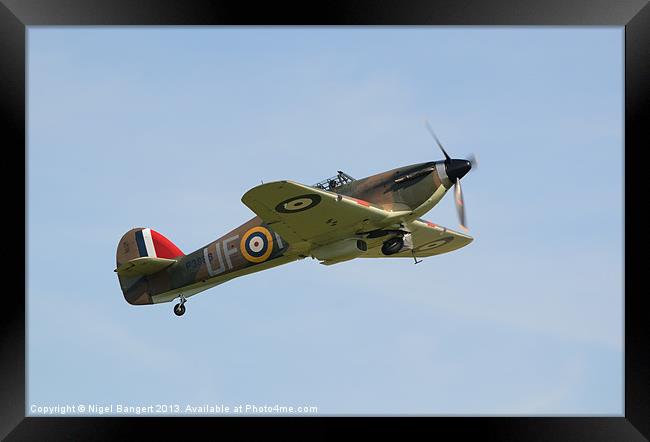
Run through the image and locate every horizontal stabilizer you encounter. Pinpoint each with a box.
[114,257,177,277]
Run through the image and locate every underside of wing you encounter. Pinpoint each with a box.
[362,219,473,258]
[241,180,407,251]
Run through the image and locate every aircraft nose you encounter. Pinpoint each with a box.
[446,159,472,182]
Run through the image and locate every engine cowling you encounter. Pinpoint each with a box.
[311,238,368,261]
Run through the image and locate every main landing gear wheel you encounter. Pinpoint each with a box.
[381,236,404,256]
[173,294,187,317]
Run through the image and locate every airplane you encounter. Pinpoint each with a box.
[115,123,477,316]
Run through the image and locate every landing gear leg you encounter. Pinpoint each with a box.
[173,294,187,317]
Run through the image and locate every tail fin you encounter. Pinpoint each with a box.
[116,228,184,305]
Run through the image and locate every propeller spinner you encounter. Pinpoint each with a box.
[425,120,477,231]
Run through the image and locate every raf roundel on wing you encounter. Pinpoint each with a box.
[275,194,322,213]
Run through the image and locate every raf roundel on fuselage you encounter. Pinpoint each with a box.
[240,226,274,263]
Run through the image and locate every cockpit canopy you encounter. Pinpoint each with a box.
[313,170,356,191]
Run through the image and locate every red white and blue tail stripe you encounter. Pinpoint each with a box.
[134,228,184,259]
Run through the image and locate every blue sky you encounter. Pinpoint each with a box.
[27,27,623,415]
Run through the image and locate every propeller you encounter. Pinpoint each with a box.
[425,120,451,162]
[454,177,466,230]
[424,120,475,231]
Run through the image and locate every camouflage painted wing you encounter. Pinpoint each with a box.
[241,180,408,251]
[362,218,473,258]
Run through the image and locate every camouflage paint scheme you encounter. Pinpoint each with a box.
[116,161,472,305]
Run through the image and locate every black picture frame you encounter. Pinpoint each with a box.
[3,0,647,439]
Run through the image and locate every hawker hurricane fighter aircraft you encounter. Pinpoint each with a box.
[115,124,477,316]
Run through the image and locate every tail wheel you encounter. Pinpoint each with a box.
[173,303,186,316]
